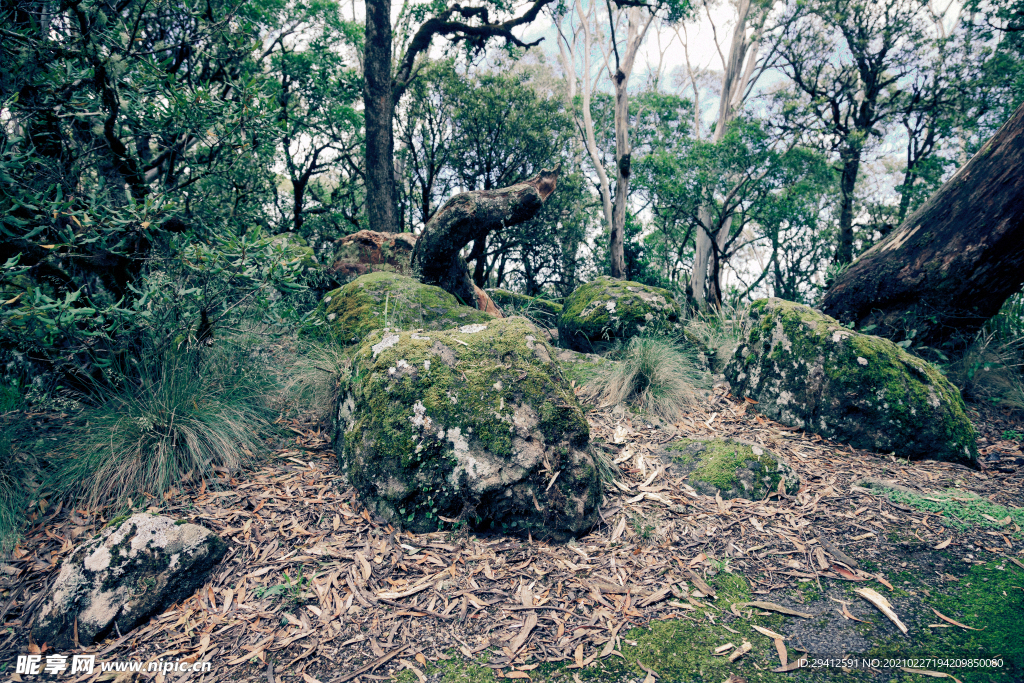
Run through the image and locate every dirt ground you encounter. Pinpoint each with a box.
[1,390,1022,683]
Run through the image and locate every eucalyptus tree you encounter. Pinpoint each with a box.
[770,0,936,266]
[555,0,691,280]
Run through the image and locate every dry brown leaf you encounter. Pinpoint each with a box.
[504,672,531,680]
[750,625,785,640]
[728,641,752,662]
[713,643,735,655]
[899,668,963,683]
[509,613,538,652]
[774,638,787,668]
[733,601,812,618]
[856,588,908,634]
[932,608,982,631]
[934,538,952,550]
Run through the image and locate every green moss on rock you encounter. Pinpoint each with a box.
[724,299,977,465]
[662,438,799,499]
[319,272,493,345]
[486,289,563,328]
[558,276,681,352]
[334,317,602,540]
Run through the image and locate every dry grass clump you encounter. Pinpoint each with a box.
[946,330,1024,411]
[584,336,710,421]
[683,300,749,372]
[279,341,352,426]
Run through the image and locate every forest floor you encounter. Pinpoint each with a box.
[1,390,1023,683]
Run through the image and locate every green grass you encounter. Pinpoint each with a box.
[867,485,1024,536]
[46,341,274,510]
[280,340,352,426]
[0,432,36,551]
[868,560,1024,682]
[583,336,710,421]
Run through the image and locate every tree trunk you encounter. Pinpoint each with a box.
[364,0,398,234]
[412,168,559,308]
[835,147,861,265]
[821,102,1024,352]
[690,0,761,307]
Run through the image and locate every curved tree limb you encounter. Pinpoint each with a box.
[411,166,560,309]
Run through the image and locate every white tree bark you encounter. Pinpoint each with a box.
[557,0,615,238]
[691,0,763,307]
[557,0,652,280]
[609,7,654,279]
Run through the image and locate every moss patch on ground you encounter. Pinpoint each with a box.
[866,485,1024,536]
[866,560,1024,682]
[663,438,799,499]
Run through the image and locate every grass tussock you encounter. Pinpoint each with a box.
[279,341,352,426]
[945,330,1024,411]
[0,433,37,553]
[48,341,275,511]
[682,300,749,373]
[583,337,710,421]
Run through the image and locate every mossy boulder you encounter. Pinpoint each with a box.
[320,272,493,345]
[659,438,799,499]
[724,298,977,464]
[486,289,563,328]
[32,514,225,649]
[558,276,681,352]
[334,317,602,540]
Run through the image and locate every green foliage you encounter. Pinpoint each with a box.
[583,336,710,420]
[255,569,312,608]
[46,339,275,511]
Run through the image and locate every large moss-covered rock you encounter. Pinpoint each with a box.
[320,272,493,345]
[724,299,977,464]
[334,317,602,539]
[558,276,681,351]
[32,514,225,649]
[658,438,799,500]
[486,289,563,328]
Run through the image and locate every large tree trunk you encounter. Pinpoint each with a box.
[364,0,398,234]
[821,102,1024,352]
[412,168,559,308]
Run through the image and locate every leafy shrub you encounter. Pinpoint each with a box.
[583,337,710,420]
[47,339,275,510]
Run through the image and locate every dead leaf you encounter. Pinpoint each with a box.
[751,625,785,640]
[856,588,908,634]
[733,601,812,618]
[505,673,531,680]
[728,641,752,662]
[900,668,963,683]
[934,538,952,550]
[931,608,982,631]
[509,613,538,653]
